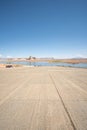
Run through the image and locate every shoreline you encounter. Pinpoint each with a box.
[0,64,24,68]
[0,58,87,64]
[0,63,87,69]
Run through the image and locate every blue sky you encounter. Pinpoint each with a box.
[0,0,87,58]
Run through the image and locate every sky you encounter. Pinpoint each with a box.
[0,0,87,58]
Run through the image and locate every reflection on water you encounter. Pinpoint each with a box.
[0,61,87,68]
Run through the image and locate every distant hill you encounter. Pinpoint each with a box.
[71,57,87,60]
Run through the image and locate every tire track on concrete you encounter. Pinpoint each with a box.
[0,76,32,106]
[56,71,87,95]
[49,73,77,130]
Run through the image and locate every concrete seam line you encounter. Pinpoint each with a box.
[49,73,77,130]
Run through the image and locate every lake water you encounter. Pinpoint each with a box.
[0,61,87,68]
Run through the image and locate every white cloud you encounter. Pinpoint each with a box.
[75,54,86,58]
[6,56,12,58]
[0,54,2,57]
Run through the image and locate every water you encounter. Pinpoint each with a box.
[0,61,87,68]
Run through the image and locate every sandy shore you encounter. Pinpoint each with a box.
[0,64,6,68]
[0,67,87,130]
[0,64,23,68]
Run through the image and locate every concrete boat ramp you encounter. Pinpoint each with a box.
[0,67,87,130]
